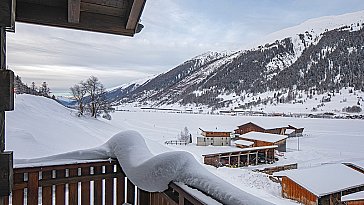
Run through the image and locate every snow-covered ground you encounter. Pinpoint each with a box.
[5,94,364,204]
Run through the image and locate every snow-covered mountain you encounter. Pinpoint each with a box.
[107,10,364,114]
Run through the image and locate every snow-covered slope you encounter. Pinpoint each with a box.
[256,10,364,48]
[6,94,119,158]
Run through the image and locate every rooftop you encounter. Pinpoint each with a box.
[239,132,288,143]
[274,164,364,197]
[234,140,254,147]
[342,190,364,202]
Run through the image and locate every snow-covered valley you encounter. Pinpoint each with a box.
[5,94,364,204]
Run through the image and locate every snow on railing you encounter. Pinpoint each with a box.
[14,130,275,205]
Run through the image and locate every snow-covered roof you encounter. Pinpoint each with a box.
[239,132,288,143]
[345,160,364,171]
[200,127,231,133]
[274,164,364,197]
[203,145,278,156]
[342,191,364,202]
[234,140,254,146]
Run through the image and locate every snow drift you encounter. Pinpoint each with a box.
[15,130,274,205]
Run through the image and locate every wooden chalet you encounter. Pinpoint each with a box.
[234,122,265,135]
[197,128,231,146]
[274,164,364,205]
[203,145,277,167]
[266,125,304,137]
[238,131,288,152]
[234,122,304,138]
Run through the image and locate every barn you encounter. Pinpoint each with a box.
[197,128,231,146]
[274,164,364,205]
[203,145,277,167]
[238,131,288,152]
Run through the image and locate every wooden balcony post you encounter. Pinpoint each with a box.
[42,171,53,205]
[81,167,90,205]
[27,172,39,205]
[127,178,135,204]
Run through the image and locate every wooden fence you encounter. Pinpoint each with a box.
[4,160,208,205]
[164,140,188,145]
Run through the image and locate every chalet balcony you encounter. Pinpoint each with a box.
[4,159,209,205]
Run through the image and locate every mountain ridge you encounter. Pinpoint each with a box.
[106,10,364,114]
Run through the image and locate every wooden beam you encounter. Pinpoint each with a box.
[80,2,125,17]
[16,2,135,36]
[82,0,128,9]
[126,0,146,30]
[68,0,81,23]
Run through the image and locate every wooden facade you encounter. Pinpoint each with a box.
[346,200,364,205]
[234,122,304,138]
[280,176,364,205]
[3,160,215,205]
[238,136,287,152]
[203,146,276,167]
[197,129,231,146]
[201,130,231,138]
[281,176,318,205]
[234,122,265,135]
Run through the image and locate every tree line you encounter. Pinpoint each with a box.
[14,75,52,97]
[70,76,113,119]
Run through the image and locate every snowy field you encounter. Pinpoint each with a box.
[5,95,364,204]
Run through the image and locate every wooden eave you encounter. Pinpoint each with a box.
[15,0,146,36]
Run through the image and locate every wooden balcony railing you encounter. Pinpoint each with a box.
[4,159,209,205]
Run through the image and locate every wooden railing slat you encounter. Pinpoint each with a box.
[40,172,122,186]
[116,165,125,205]
[27,172,39,205]
[12,173,24,205]
[42,171,53,205]
[55,169,66,205]
[12,160,214,205]
[127,178,135,204]
[81,167,90,205]
[93,166,102,205]
[138,188,151,205]
[105,165,114,205]
[69,168,79,205]
[1,196,9,205]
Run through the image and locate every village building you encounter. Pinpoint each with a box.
[234,122,265,135]
[266,125,304,137]
[234,122,304,138]
[238,131,288,152]
[203,145,277,167]
[341,191,364,205]
[196,128,231,146]
[274,164,364,205]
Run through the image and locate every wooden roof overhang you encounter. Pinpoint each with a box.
[15,0,147,36]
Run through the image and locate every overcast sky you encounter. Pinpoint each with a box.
[7,0,364,94]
